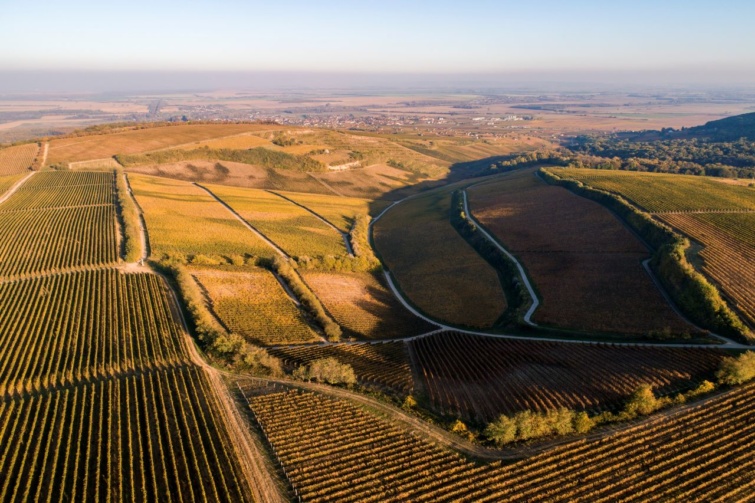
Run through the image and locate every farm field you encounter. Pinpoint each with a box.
[300,271,435,339]
[555,167,755,212]
[0,270,189,396]
[129,174,273,260]
[0,174,27,198]
[0,143,39,175]
[191,266,320,345]
[373,188,506,328]
[46,123,274,164]
[245,383,755,502]
[660,213,755,326]
[411,331,723,422]
[309,163,427,200]
[0,366,252,502]
[273,191,377,232]
[203,184,347,258]
[0,171,114,211]
[468,169,694,336]
[268,342,413,395]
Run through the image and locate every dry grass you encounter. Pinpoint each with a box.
[191,266,320,345]
[0,143,39,175]
[300,271,436,339]
[129,174,273,259]
[47,123,273,164]
[203,184,347,258]
[128,159,333,194]
[469,169,694,336]
[373,188,506,328]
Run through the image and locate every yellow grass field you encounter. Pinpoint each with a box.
[47,123,274,164]
[129,174,273,260]
[0,143,39,175]
[373,188,506,328]
[172,133,274,151]
[191,266,320,345]
[275,191,376,231]
[300,271,436,339]
[203,184,347,258]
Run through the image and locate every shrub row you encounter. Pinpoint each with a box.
[270,256,342,341]
[115,172,142,262]
[450,189,527,326]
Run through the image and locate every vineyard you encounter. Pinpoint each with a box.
[411,331,723,422]
[0,205,118,277]
[204,184,347,258]
[129,174,273,260]
[0,366,252,502]
[0,143,39,175]
[300,271,436,339]
[0,171,115,211]
[245,384,755,502]
[268,342,414,395]
[0,174,26,198]
[373,189,506,328]
[468,169,694,336]
[555,167,755,212]
[191,266,321,345]
[0,270,190,397]
[660,213,755,326]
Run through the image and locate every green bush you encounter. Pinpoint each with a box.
[293,357,356,385]
[717,351,755,385]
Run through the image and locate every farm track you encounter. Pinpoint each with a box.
[368,173,748,349]
[266,190,354,255]
[149,254,288,503]
[122,173,150,263]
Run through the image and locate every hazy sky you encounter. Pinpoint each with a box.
[1,0,754,75]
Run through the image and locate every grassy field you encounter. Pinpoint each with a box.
[661,213,755,326]
[244,383,755,502]
[0,143,39,175]
[129,174,273,260]
[468,169,694,336]
[373,188,506,328]
[203,184,347,258]
[412,331,723,422]
[274,191,377,231]
[300,271,435,339]
[47,123,275,164]
[556,168,755,212]
[191,266,321,345]
[268,342,413,395]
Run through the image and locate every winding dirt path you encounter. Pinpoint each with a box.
[368,173,748,349]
